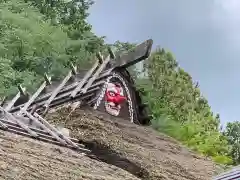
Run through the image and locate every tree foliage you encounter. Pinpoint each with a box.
[0,0,103,97]
[136,48,232,164]
[224,121,240,165]
[25,0,105,61]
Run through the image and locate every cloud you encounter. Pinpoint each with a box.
[215,0,240,15]
[209,0,240,49]
[211,0,240,28]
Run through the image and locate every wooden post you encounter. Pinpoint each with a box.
[42,65,77,115]
[81,55,111,94]
[0,106,38,137]
[70,56,102,98]
[4,85,26,111]
[20,75,51,113]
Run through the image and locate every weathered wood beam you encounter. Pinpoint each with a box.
[112,39,153,68]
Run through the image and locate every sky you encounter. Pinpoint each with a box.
[87,0,240,127]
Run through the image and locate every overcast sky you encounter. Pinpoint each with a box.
[87,0,240,127]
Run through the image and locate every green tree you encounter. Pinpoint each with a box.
[0,0,70,96]
[25,0,105,66]
[0,0,102,97]
[224,121,240,165]
[137,47,232,164]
